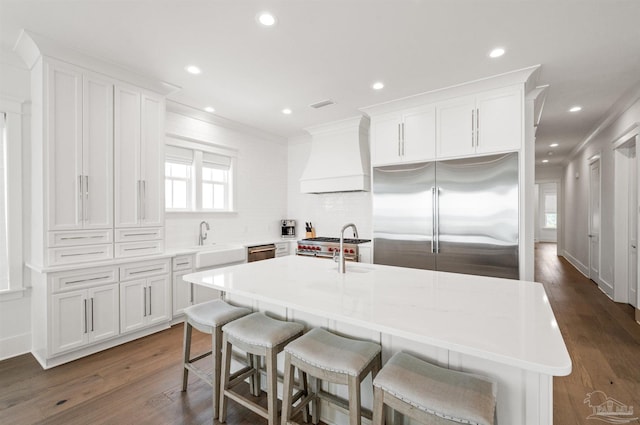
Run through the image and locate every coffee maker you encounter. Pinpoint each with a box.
[281,219,296,239]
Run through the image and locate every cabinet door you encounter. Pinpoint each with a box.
[147,275,170,325]
[51,289,87,354]
[193,284,221,304]
[371,114,402,166]
[114,85,142,228]
[173,271,193,317]
[119,279,146,333]
[82,73,114,229]
[140,94,164,227]
[402,106,436,163]
[475,88,522,154]
[46,61,83,231]
[88,283,119,343]
[436,96,476,159]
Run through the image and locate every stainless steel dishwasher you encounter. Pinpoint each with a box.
[247,244,276,262]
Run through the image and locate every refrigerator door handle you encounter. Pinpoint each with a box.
[435,187,440,254]
[431,187,436,253]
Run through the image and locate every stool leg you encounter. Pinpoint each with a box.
[212,327,222,419]
[281,352,294,425]
[249,353,261,397]
[301,370,309,423]
[311,377,320,425]
[266,347,279,425]
[182,322,192,391]
[219,333,232,423]
[347,375,361,425]
[372,386,384,425]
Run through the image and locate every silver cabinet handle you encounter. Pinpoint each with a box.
[60,235,103,240]
[84,299,88,334]
[67,275,111,284]
[401,122,405,156]
[84,175,89,222]
[143,286,147,317]
[60,251,104,257]
[397,123,402,157]
[471,110,475,147]
[476,109,480,147]
[78,175,84,223]
[123,246,156,251]
[141,180,147,220]
[91,297,94,332]
[129,267,164,275]
[123,232,157,237]
[148,286,152,315]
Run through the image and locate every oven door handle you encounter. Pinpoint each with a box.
[249,247,276,254]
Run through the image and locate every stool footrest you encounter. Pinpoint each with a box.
[188,350,213,364]
[224,388,270,419]
[318,390,373,420]
[184,363,213,387]
[227,365,257,389]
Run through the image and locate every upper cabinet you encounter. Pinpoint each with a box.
[436,87,523,159]
[114,85,164,229]
[371,105,436,166]
[46,61,113,231]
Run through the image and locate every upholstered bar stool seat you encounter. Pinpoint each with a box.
[219,312,305,425]
[281,328,382,425]
[181,299,251,420]
[372,352,497,425]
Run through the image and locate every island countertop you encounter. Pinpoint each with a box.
[184,255,571,376]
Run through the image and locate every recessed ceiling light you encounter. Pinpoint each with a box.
[257,12,276,26]
[550,143,559,147]
[204,106,215,113]
[489,47,505,58]
[185,65,201,75]
[542,159,549,163]
[282,108,292,115]
[372,82,384,90]
[569,106,582,112]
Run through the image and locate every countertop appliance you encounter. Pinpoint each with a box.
[281,219,296,239]
[297,237,371,262]
[247,244,276,262]
[373,153,519,279]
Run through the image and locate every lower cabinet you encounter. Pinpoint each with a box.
[120,274,171,333]
[51,283,119,355]
[172,270,220,317]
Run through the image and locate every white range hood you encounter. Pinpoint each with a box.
[300,115,371,194]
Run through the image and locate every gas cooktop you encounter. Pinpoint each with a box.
[300,237,371,244]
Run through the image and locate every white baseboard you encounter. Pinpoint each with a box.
[562,250,589,277]
[0,332,31,361]
[599,278,614,299]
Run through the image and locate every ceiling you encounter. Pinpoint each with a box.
[1,0,639,167]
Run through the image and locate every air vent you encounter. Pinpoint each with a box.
[309,99,335,109]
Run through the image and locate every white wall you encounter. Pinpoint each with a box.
[287,134,372,239]
[0,46,31,360]
[164,108,289,248]
[563,95,640,295]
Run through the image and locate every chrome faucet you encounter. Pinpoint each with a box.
[336,223,359,273]
[198,221,210,246]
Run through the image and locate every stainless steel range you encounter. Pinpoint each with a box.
[297,237,371,262]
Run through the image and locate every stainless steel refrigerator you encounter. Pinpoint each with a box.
[373,153,519,279]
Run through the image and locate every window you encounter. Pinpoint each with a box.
[543,192,557,229]
[165,140,235,212]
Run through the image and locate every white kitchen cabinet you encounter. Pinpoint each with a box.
[119,259,171,333]
[436,87,522,159]
[114,85,165,230]
[275,242,290,257]
[173,270,193,317]
[51,283,119,355]
[371,105,436,166]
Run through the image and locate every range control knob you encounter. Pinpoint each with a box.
[349,249,355,254]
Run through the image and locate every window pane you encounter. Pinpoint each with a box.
[203,166,225,182]
[202,167,211,181]
[202,182,213,209]
[545,213,557,229]
[165,180,172,208]
[173,181,187,209]
[165,163,171,176]
[544,194,557,213]
[213,184,225,209]
[173,163,189,179]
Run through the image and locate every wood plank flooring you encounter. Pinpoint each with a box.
[1,244,639,424]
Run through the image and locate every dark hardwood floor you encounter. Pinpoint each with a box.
[535,243,640,424]
[1,244,639,424]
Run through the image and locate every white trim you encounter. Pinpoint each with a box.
[612,123,640,150]
[166,133,238,158]
[588,158,602,286]
[562,249,589,277]
[0,331,31,361]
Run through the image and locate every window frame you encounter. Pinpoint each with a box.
[165,161,194,211]
[541,189,558,230]
[0,99,25,299]
[165,135,237,214]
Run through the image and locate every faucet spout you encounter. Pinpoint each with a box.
[199,221,210,246]
[338,223,358,273]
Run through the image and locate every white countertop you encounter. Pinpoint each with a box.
[184,255,572,376]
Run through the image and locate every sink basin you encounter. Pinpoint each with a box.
[191,244,246,269]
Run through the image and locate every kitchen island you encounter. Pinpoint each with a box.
[184,255,571,425]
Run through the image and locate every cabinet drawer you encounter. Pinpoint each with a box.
[119,259,170,281]
[115,240,164,258]
[172,256,193,271]
[48,230,113,247]
[275,243,289,256]
[51,266,118,293]
[115,227,164,242]
[49,244,113,266]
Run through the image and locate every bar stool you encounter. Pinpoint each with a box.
[219,312,305,425]
[372,352,497,425]
[181,299,251,419]
[281,328,382,425]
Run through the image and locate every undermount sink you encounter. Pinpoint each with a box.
[191,244,246,269]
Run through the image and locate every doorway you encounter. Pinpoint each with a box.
[613,129,639,306]
[589,158,601,286]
